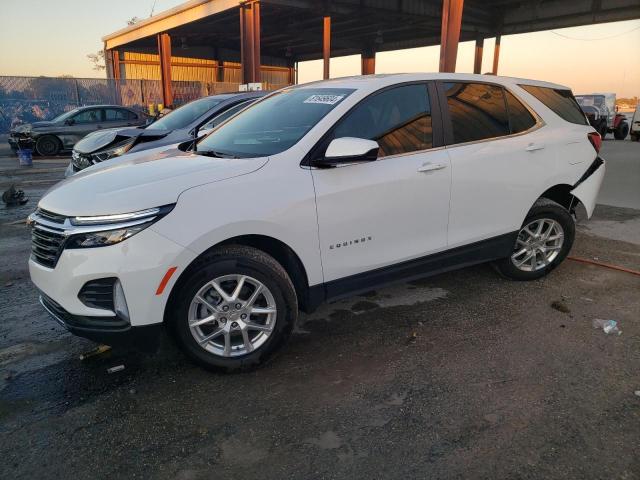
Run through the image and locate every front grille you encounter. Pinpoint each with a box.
[78,278,116,311]
[31,224,66,268]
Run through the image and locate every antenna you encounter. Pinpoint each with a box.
[150,0,158,17]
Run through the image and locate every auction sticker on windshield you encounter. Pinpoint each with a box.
[304,94,345,105]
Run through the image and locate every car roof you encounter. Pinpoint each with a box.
[292,72,571,93]
[75,105,136,110]
[204,91,269,101]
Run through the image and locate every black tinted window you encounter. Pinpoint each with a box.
[333,84,432,157]
[444,82,509,144]
[505,90,536,133]
[520,85,588,125]
[105,108,128,121]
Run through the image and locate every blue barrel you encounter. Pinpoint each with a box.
[18,149,33,167]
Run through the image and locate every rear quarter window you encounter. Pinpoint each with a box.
[519,85,588,126]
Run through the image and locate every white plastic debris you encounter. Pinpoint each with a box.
[592,319,622,335]
[107,364,125,373]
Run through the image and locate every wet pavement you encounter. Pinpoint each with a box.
[1,141,639,479]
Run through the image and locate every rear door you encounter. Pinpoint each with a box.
[440,81,553,247]
[311,82,451,284]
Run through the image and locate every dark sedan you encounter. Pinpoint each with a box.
[67,91,267,176]
[8,105,147,156]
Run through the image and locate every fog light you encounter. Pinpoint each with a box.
[113,280,130,322]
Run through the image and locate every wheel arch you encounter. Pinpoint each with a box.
[166,234,317,318]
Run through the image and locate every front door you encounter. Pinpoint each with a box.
[311,83,451,284]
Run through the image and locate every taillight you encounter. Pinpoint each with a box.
[587,131,602,153]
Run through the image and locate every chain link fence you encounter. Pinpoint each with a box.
[0,76,249,133]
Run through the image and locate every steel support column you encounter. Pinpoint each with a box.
[473,36,484,74]
[112,50,121,80]
[240,1,261,84]
[361,48,376,75]
[157,33,173,107]
[322,16,331,79]
[492,34,501,75]
[438,0,464,73]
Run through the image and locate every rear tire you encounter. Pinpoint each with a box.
[35,135,61,156]
[614,123,629,140]
[167,245,297,372]
[494,199,575,281]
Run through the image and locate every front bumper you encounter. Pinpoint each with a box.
[29,226,198,340]
[40,293,163,350]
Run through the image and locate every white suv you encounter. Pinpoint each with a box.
[29,73,605,371]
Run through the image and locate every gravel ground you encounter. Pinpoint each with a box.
[0,142,639,480]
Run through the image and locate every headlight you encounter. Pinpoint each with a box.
[66,223,152,248]
[65,205,174,249]
[91,139,135,163]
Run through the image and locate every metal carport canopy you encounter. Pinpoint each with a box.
[103,0,640,58]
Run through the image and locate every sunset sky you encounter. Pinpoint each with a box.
[0,0,638,97]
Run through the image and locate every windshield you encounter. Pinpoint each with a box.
[197,88,354,157]
[147,97,221,131]
[52,109,80,122]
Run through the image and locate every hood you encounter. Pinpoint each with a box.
[74,127,169,154]
[39,148,269,216]
[31,121,56,129]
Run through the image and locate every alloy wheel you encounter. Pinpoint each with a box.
[511,218,564,272]
[187,274,277,357]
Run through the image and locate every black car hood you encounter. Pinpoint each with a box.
[31,121,56,129]
[74,127,171,154]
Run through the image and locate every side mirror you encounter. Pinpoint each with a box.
[317,137,379,167]
[65,118,75,125]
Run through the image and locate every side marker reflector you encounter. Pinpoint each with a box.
[156,266,178,295]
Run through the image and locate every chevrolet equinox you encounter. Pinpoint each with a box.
[28,73,606,371]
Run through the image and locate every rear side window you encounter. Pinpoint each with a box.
[519,85,588,125]
[505,90,537,133]
[105,108,128,121]
[443,82,509,144]
[333,84,433,157]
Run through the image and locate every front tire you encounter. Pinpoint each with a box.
[494,199,575,281]
[167,245,297,372]
[35,135,61,156]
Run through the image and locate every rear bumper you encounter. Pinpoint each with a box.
[570,156,606,218]
[40,293,163,351]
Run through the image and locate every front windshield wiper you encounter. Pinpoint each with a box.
[197,149,240,159]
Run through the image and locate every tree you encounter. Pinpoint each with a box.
[87,50,106,71]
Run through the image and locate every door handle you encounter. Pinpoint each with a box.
[417,162,447,173]
[525,143,545,152]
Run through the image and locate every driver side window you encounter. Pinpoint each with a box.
[332,84,433,158]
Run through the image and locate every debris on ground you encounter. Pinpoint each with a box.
[406,331,418,344]
[107,364,125,374]
[4,282,13,287]
[79,344,112,361]
[551,300,571,313]
[635,391,640,398]
[1,184,28,206]
[592,319,622,335]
